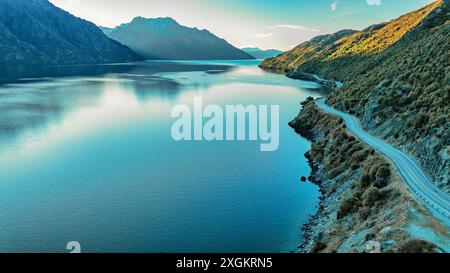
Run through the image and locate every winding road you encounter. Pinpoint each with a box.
[316,98,450,219]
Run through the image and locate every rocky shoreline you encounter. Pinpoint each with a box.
[296,150,327,253]
[289,98,449,253]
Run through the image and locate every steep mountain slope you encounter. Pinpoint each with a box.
[261,0,449,191]
[241,47,283,59]
[0,0,142,65]
[260,29,358,72]
[260,1,442,76]
[99,26,114,35]
[104,17,254,60]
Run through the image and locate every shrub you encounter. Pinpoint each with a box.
[374,178,388,189]
[376,166,391,180]
[312,242,327,253]
[362,187,383,207]
[338,196,361,219]
[364,157,389,182]
[360,174,372,188]
[328,165,347,179]
[398,240,439,253]
[410,113,429,129]
[310,144,324,161]
[351,149,370,163]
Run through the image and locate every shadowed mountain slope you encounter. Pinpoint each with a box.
[103,17,254,60]
[0,0,142,65]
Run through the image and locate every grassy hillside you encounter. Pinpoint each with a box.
[328,1,441,58]
[260,29,357,72]
[260,1,442,75]
[261,0,449,191]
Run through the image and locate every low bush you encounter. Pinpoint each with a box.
[362,187,384,207]
[337,196,361,219]
[376,166,391,180]
[397,240,439,253]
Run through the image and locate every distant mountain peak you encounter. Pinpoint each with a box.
[130,16,180,27]
[103,18,254,60]
[241,47,262,51]
[241,47,283,59]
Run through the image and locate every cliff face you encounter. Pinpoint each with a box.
[261,0,449,192]
[104,17,255,60]
[290,99,449,253]
[0,0,142,65]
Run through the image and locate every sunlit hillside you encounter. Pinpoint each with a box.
[261,0,450,191]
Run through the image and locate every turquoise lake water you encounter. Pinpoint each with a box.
[0,60,324,253]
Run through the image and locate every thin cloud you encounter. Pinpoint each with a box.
[331,1,338,11]
[253,33,274,38]
[367,0,382,6]
[330,7,361,18]
[268,24,320,32]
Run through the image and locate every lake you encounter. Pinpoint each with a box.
[0,60,324,253]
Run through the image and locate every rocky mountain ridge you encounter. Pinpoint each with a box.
[0,0,142,65]
[103,17,254,60]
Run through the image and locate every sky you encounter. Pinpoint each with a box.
[50,0,435,51]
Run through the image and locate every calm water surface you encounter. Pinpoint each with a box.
[0,60,324,253]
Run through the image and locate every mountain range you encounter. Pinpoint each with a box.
[0,1,254,64]
[241,47,283,59]
[261,0,449,191]
[101,17,254,60]
[0,0,142,65]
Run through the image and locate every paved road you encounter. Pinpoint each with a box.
[316,98,450,219]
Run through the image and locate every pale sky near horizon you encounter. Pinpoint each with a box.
[50,0,434,51]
